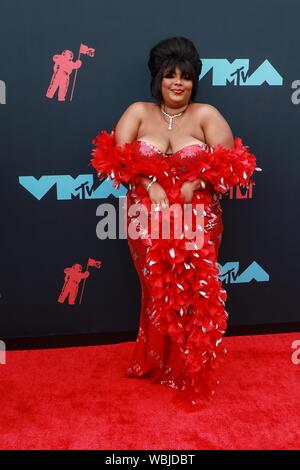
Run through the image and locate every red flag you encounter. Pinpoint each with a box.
[79,43,95,57]
[88,258,102,269]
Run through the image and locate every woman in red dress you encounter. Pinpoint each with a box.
[90,37,259,409]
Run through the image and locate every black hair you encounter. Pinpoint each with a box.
[147,36,202,103]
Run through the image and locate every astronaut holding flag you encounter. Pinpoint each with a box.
[46,49,82,102]
[46,43,95,102]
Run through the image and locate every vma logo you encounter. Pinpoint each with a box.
[201,59,283,86]
[19,175,127,200]
[19,175,256,201]
[218,261,269,284]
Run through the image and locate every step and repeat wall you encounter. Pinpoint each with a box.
[0,0,298,338]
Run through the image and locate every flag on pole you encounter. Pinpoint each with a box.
[70,43,95,101]
[79,43,95,57]
[79,257,101,305]
[88,258,102,269]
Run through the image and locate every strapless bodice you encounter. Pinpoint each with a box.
[90,128,259,196]
[131,139,213,177]
[134,139,213,157]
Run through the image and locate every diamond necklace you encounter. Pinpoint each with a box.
[160,102,189,130]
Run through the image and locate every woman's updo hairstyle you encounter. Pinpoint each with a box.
[147,36,202,103]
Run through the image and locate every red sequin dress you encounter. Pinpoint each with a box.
[90,127,258,409]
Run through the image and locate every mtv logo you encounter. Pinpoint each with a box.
[218,261,269,284]
[228,181,255,199]
[200,59,283,86]
[19,175,127,200]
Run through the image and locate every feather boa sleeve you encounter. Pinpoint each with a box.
[89,127,133,189]
[90,127,261,194]
[180,137,260,195]
[89,127,169,189]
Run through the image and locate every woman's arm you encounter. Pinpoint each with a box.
[196,105,257,194]
[114,103,169,206]
[114,101,144,146]
[180,106,235,199]
[114,102,149,190]
[114,102,154,190]
[201,104,234,149]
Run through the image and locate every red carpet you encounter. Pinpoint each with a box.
[0,332,299,450]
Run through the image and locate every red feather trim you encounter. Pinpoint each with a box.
[90,128,258,195]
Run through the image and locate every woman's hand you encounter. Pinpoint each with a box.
[180,178,208,203]
[180,181,197,203]
[136,175,169,209]
[148,182,169,209]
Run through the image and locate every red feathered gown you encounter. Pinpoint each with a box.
[90,127,258,409]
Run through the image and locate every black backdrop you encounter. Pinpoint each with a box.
[0,0,299,338]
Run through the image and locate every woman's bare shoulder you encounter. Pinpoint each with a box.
[122,101,147,115]
[115,102,148,145]
[194,103,234,148]
[193,102,223,117]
